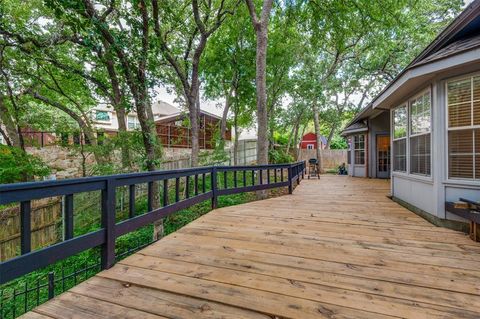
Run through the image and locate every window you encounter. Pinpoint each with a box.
[410,92,431,175]
[393,105,407,172]
[307,144,314,150]
[447,75,480,180]
[354,135,365,165]
[128,115,140,130]
[95,110,110,122]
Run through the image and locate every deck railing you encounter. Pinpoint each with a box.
[0,161,305,285]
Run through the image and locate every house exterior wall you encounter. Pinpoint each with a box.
[390,64,480,221]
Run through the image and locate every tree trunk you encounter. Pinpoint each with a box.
[297,125,306,160]
[115,107,131,168]
[312,99,322,173]
[255,26,269,168]
[188,93,200,167]
[233,100,239,165]
[326,124,336,149]
[0,96,22,149]
[220,91,231,144]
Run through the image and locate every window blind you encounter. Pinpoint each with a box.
[447,75,480,180]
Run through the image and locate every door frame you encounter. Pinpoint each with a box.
[376,133,391,179]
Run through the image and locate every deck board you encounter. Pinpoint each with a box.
[23,176,480,318]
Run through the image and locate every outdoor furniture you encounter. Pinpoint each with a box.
[307,158,320,179]
[445,198,480,241]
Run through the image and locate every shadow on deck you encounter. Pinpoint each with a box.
[22,176,480,319]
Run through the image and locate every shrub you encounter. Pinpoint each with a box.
[0,145,50,184]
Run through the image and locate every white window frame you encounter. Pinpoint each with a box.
[353,134,365,165]
[94,110,111,123]
[445,72,480,181]
[127,115,140,130]
[409,89,432,176]
[392,104,408,173]
[307,144,314,150]
[391,87,432,178]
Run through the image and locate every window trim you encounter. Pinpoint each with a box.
[127,115,140,130]
[409,89,432,176]
[391,87,432,177]
[392,104,408,173]
[445,72,480,181]
[95,110,111,123]
[353,134,366,166]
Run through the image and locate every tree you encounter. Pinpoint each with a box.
[245,0,273,170]
[151,0,240,167]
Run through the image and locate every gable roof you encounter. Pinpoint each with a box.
[151,101,180,116]
[301,132,328,145]
[342,0,480,135]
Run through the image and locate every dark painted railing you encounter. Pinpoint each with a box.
[0,161,305,285]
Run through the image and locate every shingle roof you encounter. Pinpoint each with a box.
[341,122,368,136]
[412,34,480,67]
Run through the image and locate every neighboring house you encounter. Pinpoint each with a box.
[92,100,180,134]
[299,132,327,150]
[156,110,231,149]
[342,0,480,228]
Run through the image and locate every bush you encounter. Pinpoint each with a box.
[269,149,294,164]
[0,146,50,183]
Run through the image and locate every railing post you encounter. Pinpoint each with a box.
[301,162,305,179]
[101,178,116,270]
[288,165,293,194]
[211,167,218,209]
[20,201,31,254]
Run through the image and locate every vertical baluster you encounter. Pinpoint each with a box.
[267,169,270,184]
[194,174,199,195]
[223,171,227,189]
[129,185,135,218]
[281,168,284,181]
[186,175,190,198]
[234,170,237,188]
[274,169,277,183]
[64,194,74,240]
[259,170,263,185]
[243,170,246,187]
[147,182,154,212]
[20,201,31,254]
[202,173,206,193]
[175,177,180,202]
[251,170,255,185]
[163,179,168,206]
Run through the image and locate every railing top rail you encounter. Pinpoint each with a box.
[0,160,306,286]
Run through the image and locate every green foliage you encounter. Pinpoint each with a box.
[269,149,294,164]
[0,146,50,183]
[329,135,348,150]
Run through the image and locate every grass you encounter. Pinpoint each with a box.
[0,171,275,318]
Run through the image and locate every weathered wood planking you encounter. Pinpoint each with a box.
[22,175,480,318]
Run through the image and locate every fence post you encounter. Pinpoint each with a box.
[211,167,218,209]
[101,178,116,270]
[288,165,293,194]
[301,162,305,179]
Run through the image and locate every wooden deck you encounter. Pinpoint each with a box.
[22,176,480,319]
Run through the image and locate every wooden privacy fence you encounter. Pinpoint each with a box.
[0,161,305,285]
[298,149,347,170]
